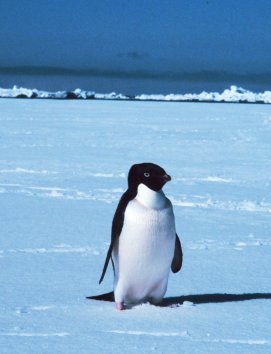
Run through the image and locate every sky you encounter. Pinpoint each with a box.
[0,0,271,94]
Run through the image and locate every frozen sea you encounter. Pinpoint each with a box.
[0,98,271,353]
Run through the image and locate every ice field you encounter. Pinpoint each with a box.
[0,98,271,353]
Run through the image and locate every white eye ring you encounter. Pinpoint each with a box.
[144,172,150,177]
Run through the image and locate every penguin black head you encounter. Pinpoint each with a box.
[128,163,171,192]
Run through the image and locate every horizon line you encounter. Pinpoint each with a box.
[1,66,271,83]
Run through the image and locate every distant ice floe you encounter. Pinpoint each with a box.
[0,85,271,103]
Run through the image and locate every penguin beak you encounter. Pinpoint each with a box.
[163,174,171,182]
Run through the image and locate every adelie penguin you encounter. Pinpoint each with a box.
[88,163,183,310]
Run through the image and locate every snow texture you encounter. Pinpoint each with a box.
[0,98,271,353]
[1,85,271,103]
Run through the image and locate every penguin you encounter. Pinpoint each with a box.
[94,163,182,310]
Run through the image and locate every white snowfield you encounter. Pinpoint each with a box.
[1,85,271,103]
[0,98,270,353]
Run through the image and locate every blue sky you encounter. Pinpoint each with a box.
[0,0,270,93]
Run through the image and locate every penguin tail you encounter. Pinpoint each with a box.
[86,291,114,302]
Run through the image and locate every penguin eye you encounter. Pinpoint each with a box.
[144,172,150,178]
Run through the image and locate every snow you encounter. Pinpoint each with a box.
[1,84,271,103]
[0,98,271,353]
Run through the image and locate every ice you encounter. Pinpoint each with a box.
[0,98,270,353]
[1,84,271,103]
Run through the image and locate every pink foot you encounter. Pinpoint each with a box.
[116,302,125,311]
[169,303,180,308]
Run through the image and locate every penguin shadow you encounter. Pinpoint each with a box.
[87,292,271,306]
[162,292,271,306]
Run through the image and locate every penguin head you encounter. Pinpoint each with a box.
[128,163,171,192]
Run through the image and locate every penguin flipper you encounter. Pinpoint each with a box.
[99,243,114,284]
[171,233,183,273]
[99,190,134,284]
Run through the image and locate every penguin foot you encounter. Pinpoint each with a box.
[168,303,181,308]
[116,302,125,311]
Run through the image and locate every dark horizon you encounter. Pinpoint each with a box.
[2,65,271,82]
[1,65,271,95]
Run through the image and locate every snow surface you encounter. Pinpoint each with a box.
[1,85,271,103]
[0,98,271,353]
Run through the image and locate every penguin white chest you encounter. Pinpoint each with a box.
[113,184,176,304]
